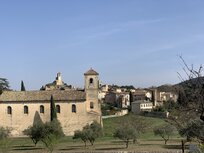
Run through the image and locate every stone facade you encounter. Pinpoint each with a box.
[0,69,102,137]
[131,100,153,114]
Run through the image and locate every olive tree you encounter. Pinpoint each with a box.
[154,124,176,144]
[24,119,64,152]
[23,122,44,146]
[113,115,150,148]
[0,127,11,153]
[114,124,137,148]
[73,121,103,147]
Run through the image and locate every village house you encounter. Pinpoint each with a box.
[132,89,152,101]
[131,100,153,114]
[159,92,178,102]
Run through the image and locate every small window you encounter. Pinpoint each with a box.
[89,78,93,84]
[7,106,12,114]
[24,106,28,114]
[72,104,76,113]
[56,105,60,113]
[40,105,44,113]
[90,102,94,109]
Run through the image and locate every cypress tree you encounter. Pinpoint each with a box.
[152,90,155,102]
[50,95,57,121]
[21,80,26,91]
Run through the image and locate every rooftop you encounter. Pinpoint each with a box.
[84,68,99,75]
[0,90,86,102]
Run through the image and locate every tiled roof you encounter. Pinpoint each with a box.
[0,90,86,102]
[84,68,99,75]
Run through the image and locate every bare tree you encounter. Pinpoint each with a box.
[169,56,204,146]
[177,55,204,122]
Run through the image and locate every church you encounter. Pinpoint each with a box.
[0,69,102,137]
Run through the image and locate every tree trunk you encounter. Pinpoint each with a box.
[90,140,94,146]
[200,110,204,122]
[133,138,136,144]
[83,141,86,147]
[181,140,185,153]
[125,140,129,148]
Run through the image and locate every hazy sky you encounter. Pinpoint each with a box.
[1,0,204,90]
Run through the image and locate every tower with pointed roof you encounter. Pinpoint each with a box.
[84,68,100,113]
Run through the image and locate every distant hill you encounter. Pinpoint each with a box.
[177,76,204,87]
[156,84,178,93]
[156,76,204,93]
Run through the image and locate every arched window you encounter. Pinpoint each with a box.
[56,105,60,113]
[7,106,12,114]
[90,102,94,109]
[72,104,76,113]
[24,106,28,114]
[89,78,93,85]
[40,105,44,113]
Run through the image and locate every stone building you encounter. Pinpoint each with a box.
[132,89,152,101]
[0,69,102,137]
[40,72,73,90]
[131,100,153,114]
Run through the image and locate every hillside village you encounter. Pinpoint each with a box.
[0,70,179,128]
[99,83,178,116]
[1,1,204,152]
[1,70,203,152]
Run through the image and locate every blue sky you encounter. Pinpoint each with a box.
[1,0,204,90]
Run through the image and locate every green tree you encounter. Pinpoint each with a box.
[113,115,150,147]
[129,115,150,143]
[73,130,88,147]
[163,99,177,112]
[50,95,57,121]
[24,119,64,152]
[41,119,64,153]
[179,119,204,143]
[23,122,44,146]
[151,90,155,103]
[73,121,103,146]
[0,127,11,153]
[114,124,137,148]
[129,91,134,107]
[21,80,26,91]
[88,121,103,145]
[0,78,10,94]
[154,124,176,144]
[177,88,187,106]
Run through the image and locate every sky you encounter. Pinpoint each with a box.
[1,0,204,90]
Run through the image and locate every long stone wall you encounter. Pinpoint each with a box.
[0,101,101,137]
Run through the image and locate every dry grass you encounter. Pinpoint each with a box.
[6,115,187,152]
[7,137,187,153]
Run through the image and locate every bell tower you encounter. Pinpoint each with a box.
[84,68,100,113]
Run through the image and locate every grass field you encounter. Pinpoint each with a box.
[6,137,185,153]
[103,114,169,138]
[1,114,187,153]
